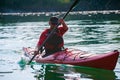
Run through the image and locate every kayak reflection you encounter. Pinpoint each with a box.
[31,64,116,80]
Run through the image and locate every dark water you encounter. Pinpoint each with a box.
[0,12,120,80]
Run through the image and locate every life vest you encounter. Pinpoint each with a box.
[44,29,64,50]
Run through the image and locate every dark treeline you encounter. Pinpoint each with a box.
[0,0,120,13]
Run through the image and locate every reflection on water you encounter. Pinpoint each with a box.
[30,64,116,80]
[0,13,120,80]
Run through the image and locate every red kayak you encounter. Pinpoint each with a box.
[23,47,119,70]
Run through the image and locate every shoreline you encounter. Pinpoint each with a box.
[0,10,120,16]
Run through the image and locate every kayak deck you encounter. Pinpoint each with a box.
[23,47,119,70]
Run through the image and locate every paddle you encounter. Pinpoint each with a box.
[27,0,80,65]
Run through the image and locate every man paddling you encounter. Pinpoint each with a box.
[34,16,68,58]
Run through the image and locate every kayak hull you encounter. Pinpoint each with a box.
[23,47,119,70]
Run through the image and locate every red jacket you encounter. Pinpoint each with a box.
[37,26,68,49]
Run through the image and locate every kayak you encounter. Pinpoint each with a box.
[22,47,119,70]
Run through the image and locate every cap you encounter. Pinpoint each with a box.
[49,16,59,25]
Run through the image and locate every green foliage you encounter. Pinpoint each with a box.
[0,0,120,12]
[1,0,73,12]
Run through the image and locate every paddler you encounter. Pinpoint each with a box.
[34,16,68,58]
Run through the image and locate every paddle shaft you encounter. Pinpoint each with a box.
[28,0,79,64]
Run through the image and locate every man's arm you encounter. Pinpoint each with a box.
[59,18,68,31]
[58,19,68,36]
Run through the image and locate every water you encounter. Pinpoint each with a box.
[0,12,120,80]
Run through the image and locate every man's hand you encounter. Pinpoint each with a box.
[34,47,39,55]
[59,18,65,24]
[59,18,68,30]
